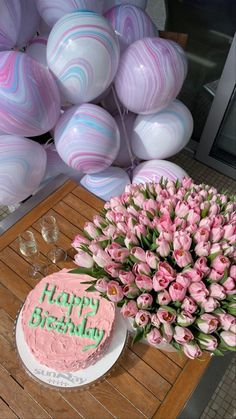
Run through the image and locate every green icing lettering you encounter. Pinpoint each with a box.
[39,283,56,304]
[39,311,49,328]
[82,329,105,351]
[74,317,87,336]
[46,316,57,331]
[55,316,67,333]
[29,307,42,327]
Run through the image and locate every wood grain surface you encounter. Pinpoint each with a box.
[0,181,211,418]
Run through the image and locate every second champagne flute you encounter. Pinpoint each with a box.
[40,215,67,263]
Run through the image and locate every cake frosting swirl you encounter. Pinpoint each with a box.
[21,269,115,371]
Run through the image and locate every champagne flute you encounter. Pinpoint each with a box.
[18,230,48,279]
[40,215,67,263]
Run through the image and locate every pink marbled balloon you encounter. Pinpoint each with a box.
[132,160,188,184]
[0,51,60,137]
[115,37,187,114]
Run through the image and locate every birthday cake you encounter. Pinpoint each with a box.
[21,269,115,372]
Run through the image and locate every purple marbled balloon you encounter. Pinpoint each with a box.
[132,160,188,184]
[103,0,147,13]
[81,166,130,201]
[0,135,47,205]
[115,37,188,114]
[47,11,120,104]
[36,0,104,27]
[105,4,157,52]
[0,0,21,51]
[54,104,120,174]
[0,51,60,137]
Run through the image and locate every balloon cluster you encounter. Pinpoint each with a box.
[0,0,193,206]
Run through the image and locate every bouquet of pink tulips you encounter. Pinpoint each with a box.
[71,177,236,359]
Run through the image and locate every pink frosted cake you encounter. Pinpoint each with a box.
[21,269,115,372]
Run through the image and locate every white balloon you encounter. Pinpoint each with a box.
[81,166,130,200]
[132,160,188,184]
[26,35,48,67]
[131,100,193,160]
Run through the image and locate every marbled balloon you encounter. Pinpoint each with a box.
[0,0,21,51]
[26,35,48,67]
[36,0,104,27]
[115,37,187,114]
[105,4,157,52]
[47,11,120,104]
[132,160,187,184]
[103,0,147,13]
[54,104,120,174]
[81,166,130,201]
[0,51,60,137]
[0,135,47,205]
[131,100,193,160]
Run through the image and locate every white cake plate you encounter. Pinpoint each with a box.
[15,308,128,390]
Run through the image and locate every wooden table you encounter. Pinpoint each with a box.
[0,180,211,419]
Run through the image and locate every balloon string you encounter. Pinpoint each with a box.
[111,85,135,170]
[43,137,54,150]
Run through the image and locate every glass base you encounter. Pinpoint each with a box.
[28,263,48,280]
[47,247,67,264]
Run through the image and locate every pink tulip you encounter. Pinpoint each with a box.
[156,214,173,234]
[95,278,109,293]
[201,297,219,313]
[176,273,191,288]
[195,241,211,257]
[135,310,151,327]
[223,224,236,241]
[197,334,218,351]
[135,274,153,291]
[177,311,195,327]
[123,283,140,298]
[175,201,189,218]
[146,251,159,269]
[174,326,193,344]
[84,222,100,239]
[194,257,210,276]
[153,273,170,291]
[130,247,146,262]
[211,255,230,274]
[209,283,226,300]
[124,232,139,248]
[173,249,193,268]
[209,269,224,282]
[158,262,176,280]
[157,290,171,305]
[208,203,220,216]
[133,192,145,208]
[133,262,151,276]
[119,270,135,285]
[156,239,170,257]
[173,231,192,251]
[183,342,202,359]
[230,265,236,280]
[220,331,236,347]
[223,277,235,292]
[104,262,122,278]
[196,314,218,333]
[157,308,176,324]
[187,209,201,225]
[188,281,209,302]
[199,217,213,229]
[217,313,236,332]
[93,249,112,268]
[74,250,94,268]
[162,323,174,343]
[169,282,187,301]
[106,242,121,256]
[173,216,187,230]
[137,293,153,309]
[71,234,90,249]
[143,199,159,215]
[103,225,116,238]
[181,297,198,314]
[121,300,138,318]
[134,224,147,239]
[210,227,224,243]
[184,268,203,283]
[107,281,124,302]
[146,328,163,345]
[93,215,106,229]
[194,228,210,243]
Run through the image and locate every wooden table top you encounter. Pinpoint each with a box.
[0,180,211,419]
